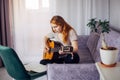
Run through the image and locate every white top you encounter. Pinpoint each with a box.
[47,29,78,46]
[95,62,120,80]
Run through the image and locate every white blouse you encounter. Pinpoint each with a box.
[46,29,78,46]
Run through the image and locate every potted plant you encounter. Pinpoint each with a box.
[98,19,119,67]
[87,18,119,67]
[87,18,98,32]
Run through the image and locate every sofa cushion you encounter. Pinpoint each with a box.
[77,35,94,63]
[87,32,100,55]
[78,35,89,49]
[78,48,94,63]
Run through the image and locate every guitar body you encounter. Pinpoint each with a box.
[43,40,61,60]
[43,51,53,60]
[43,40,73,60]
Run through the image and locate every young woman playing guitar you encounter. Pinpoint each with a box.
[40,15,80,65]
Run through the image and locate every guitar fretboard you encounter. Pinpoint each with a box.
[50,47,61,52]
[49,46,73,52]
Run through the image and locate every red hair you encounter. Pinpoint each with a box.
[50,15,73,43]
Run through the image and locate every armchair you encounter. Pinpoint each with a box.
[0,45,46,80]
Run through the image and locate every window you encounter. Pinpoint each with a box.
[25,0,39,10]
[42,0,49,8]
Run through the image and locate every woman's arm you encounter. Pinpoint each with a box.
[59,40,78,54]
[69,29,78,53]
[44,36,49,46]
[43,36,50,53]
[71,40,78,53]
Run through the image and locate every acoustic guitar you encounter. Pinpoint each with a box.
[43,39,73,60]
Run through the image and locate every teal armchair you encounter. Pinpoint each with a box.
[0,45,46,80]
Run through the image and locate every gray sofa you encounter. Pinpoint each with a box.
[47,28,120,80]
[78,27,120,63]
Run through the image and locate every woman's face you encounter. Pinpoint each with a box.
[51,23,62,33]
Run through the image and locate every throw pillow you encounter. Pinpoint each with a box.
[87,32,100,55]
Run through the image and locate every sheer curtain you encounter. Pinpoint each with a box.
[12,0,109,63]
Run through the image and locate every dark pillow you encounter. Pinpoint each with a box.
[87,32,100,54]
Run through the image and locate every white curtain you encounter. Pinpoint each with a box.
[12,0,109,63]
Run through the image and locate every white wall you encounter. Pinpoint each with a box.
[110,0,120,31]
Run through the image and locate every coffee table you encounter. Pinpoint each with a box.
[95,62,120,80]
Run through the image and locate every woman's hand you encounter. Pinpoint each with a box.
[59,46,65,55]
[43,46,49,53]
[43,36,50,53]
[59,50,65,55]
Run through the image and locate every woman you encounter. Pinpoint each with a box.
[40,15,80,65]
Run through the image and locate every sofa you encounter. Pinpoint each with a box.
[47,28,120,80]
[77,27,120,63]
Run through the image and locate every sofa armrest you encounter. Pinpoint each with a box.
[78,35,89,49]
[47,64,99,80]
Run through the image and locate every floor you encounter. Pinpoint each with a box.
[0,56,48,80]
[0,67,47,80]
[0,67,12,80]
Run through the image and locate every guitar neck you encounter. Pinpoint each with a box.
[50,46,73,52]
[50,47,61,52]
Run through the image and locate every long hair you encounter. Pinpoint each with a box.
[50,15,73,43]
